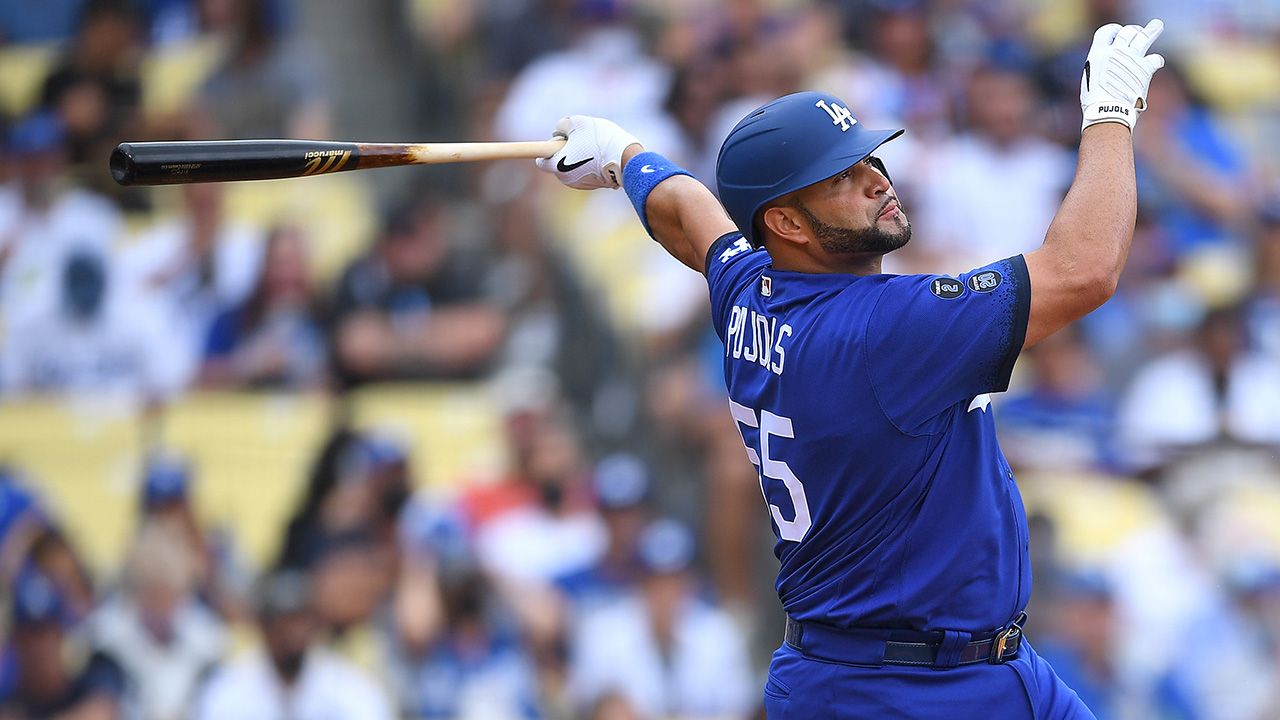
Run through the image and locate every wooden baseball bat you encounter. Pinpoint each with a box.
[109,138,568,186]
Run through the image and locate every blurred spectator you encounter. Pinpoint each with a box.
[1153,554,1280,720]
[273,430,403,633]
[857,0,955,141]
[0,111,123,335]
[1033,0,1128,146]
[195,0,331,139]
[309,527,394,635]
[996,326,1118,473]
[22,523,97,625]
[485,188,628,436]
[1,245,186,403]
[0,112,181,404]
[352,433,414,544]
[912,62,1072,274]
[1117,303,1280,469]
[473,415,604,584]
[1134,61,1253,257]
[1034,569,1196,719]
[554,453,653,614]
[0,469,45,586]
[329,197,506,386]
[567,518,754,720]
[90,517,228,720]
[136,0,201,46]
[391,497,463,663]
[192,569,394,720]
[493,0,683,154]
[37,0,145,186]
[277,428,408,573]
[1245,207,1280,361]
[200,223,326,390]
[1034,571,1121,718]
[1223,561,1280,718]
[587,691,642,720]
[0,0,85,43]
[0,570,126,719]
[277,427,362,570]
[463,403,604,701]
[456,367,561,532]
[388,518,542,720]
[120,182,263,385]
[139,453,250,621]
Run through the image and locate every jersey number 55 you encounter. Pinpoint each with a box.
[729,401,812,542]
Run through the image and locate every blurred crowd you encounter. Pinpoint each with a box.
[2,0,1280,718]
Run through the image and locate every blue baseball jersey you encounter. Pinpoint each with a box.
[706,232,1032,633]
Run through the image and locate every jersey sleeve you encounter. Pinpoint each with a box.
[705,232,770,342]
[866,255,1031,434]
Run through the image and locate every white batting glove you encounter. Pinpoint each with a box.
[1080,19,1165,132]
[535,115,641,190]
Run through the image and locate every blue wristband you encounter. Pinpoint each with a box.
[622,151,692,238]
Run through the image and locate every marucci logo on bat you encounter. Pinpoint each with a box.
[302,150,352,176]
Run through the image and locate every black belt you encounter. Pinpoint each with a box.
[783,612,1025,668]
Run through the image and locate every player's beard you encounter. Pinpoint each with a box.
[795,201,912,255]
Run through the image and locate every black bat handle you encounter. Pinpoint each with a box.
[110,140,362,186]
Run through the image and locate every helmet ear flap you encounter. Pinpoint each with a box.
[867,156,892,186]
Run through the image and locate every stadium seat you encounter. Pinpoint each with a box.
[160,392,332,568]
[346,382,506,492]
[223,174,376,284]
[0,398,143,573]
[1019,471,1165,563]
[0,43,60,118]
[140,36,225,118]
[0,384,505,574]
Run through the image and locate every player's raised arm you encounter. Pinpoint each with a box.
[537,116,737,274]
[1022,19,1165,349]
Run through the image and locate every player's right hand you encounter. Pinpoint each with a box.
[536,115,641,190]
[1080,18,1165,132]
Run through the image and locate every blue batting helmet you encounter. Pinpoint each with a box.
[716,91,903,247]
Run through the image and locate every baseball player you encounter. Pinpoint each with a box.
[538,19,1165,719]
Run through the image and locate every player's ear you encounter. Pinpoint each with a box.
[760,204,807,247]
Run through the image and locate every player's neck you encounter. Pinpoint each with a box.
[771,246,884,276]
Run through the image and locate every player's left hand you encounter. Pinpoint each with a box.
[1079,18,1165,132]
[536,115,641,190]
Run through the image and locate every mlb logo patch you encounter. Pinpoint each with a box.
[761,276,772,297]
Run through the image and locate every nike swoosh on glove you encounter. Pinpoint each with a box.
[535,115,640,190]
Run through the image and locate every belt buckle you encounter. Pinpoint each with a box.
[988,612,1026,665]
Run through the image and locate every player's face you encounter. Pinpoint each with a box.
[792,156,911,256]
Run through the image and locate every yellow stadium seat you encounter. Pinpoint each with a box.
[1020,471,1165,563]
[347,382,507,494]
[0,43,60,118]
[159,392,333,568]
[546,186,663,335]
[0,398,143,574]
[1184,39,1280,112]
[0,384,505,576]
[141,36,226,118]
[223,173,376,284]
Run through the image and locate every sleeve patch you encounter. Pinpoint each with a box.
[967,269,1003,293]
[929,277,965,299]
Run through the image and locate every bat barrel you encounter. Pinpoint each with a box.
[110,140,362,186]
[109,145,138,185]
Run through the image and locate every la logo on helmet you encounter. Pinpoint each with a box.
[815,100,857,131]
